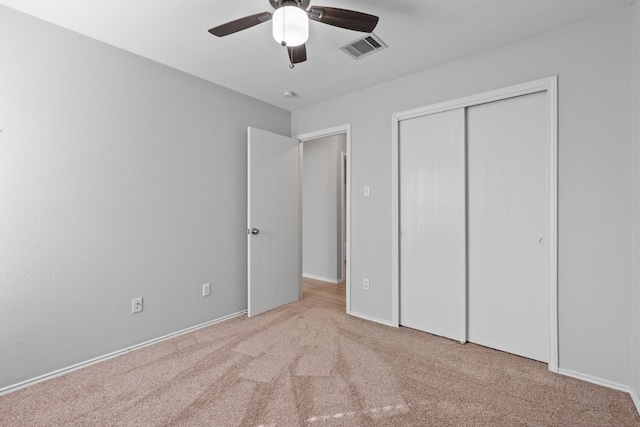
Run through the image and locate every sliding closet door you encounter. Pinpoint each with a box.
[399,109,466,342]
[467,92,549,362]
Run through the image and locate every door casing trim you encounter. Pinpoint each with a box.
[295,124,352,313]
[391,77,558,372]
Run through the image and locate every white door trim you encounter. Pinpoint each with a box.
[295,124,352,313]
[340,150,347,281]
[391,77,558,372]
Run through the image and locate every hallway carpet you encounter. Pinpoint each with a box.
[1,300,639,426]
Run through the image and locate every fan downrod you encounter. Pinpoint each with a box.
[269,0,310,9]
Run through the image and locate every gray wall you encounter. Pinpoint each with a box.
[293,8,633,386]
[632,0,640,406]
[302,134,346,282]
[0,6,290,389]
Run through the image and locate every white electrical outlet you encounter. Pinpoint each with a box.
[363,278,370,290]
[203,283,211,297]
[132,297,143,313]
[364,186,370,197]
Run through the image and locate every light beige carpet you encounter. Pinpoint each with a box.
[1,300,639,426]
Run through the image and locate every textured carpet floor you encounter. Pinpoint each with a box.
[1,300,639,426]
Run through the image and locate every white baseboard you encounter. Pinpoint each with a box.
[303,273,341,284]
[557,368,630,393]
[536,369,640,416]
[631,387,640,415]
[0,310,247,396]
[348,310,397,327]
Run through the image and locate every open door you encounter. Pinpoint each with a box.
[247,127,301,317]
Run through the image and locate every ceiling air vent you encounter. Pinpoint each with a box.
[340,33,387,60]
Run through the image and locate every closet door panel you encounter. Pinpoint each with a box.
[467,92,549,362]
[399,108,466,342]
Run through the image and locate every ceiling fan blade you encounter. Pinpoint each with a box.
[288,44,307,64]
[309,7,379,33]
[208,12,272,37]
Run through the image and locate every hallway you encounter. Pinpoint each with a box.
[302,276,346,311]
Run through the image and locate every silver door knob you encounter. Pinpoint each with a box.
[251,228,260,235]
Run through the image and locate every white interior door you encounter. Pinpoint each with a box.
[467,92,549,362]
[399,108,466,342]
[247,127,301,317]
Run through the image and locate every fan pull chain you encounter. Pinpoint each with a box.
[281,6,287,46]
[285,8,293,69]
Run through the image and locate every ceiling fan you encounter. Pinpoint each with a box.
[208,0,379,67]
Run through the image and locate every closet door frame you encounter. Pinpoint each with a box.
[390,76,558,372]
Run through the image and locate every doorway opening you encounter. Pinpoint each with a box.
[295,125,352,312]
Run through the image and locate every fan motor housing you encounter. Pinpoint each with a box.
[269,0,310,9]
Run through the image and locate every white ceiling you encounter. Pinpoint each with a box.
[0,0,633,111]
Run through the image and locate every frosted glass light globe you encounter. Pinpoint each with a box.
[272,5,308,47]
